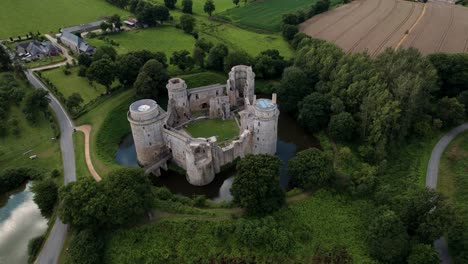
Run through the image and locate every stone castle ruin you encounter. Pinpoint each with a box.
[127,65,279,186]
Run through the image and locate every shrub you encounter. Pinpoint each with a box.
[27,235,45,263]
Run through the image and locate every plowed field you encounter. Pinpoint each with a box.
[300,0,468,55]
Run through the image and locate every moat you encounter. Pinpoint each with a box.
[116,112,320,201]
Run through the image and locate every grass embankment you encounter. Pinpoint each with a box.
[76,89,135,176]
[185,118,239,142]
[0,75,61,174]
[178,71,226,88]
[218,0,342,32]
[0,0,129,38]
[438,131,468,218]
[73,132,92,180]
[41,67,108,105]
[103,190,375,263]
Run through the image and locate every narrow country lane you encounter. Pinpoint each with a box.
[25,70,76,264]
[426,123,468,264]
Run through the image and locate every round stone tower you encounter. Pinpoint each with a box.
[227,65,255,105]
[127,99,166,166]
[166,78,190,119]
[252,98,279,155]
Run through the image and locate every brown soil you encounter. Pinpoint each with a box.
[300,0,468,55]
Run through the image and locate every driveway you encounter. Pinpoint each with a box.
[25,70,76,264]
[30,34,74,71]
[426,123,468,264]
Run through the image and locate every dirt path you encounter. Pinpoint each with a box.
[30,34,74,71]
[75,125,102,182]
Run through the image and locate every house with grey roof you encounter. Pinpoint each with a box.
[57,32,95,55]
[15,41,61,60]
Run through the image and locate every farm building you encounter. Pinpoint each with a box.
[61,20,105,34]
[57,32,95,55]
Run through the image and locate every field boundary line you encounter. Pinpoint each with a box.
[348,0,398,53]
[396,2,427,49]
[372,1,416,56]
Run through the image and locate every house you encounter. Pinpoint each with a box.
[61,20,105,34]
[15,41,61,60]
[57,32,95,55]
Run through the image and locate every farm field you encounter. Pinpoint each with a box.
[218,0,342,32]
[0,0,129,39]
[300,0,468,55]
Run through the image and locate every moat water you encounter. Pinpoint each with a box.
[0,183,48,264]
[115,113,320,201]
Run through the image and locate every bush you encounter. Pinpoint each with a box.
[282,24,299,41]
[27,235,45,263]
[69,230,104,264]
[154,186,173,200]
[193,195,206,207]
[288,148,334,189]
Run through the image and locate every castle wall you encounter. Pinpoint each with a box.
[167,78,191,125]
[162,128,189,170]
[209,96,230,119]
[187,84,227,111]
[185,140,215,186]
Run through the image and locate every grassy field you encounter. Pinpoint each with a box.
[73,132,92,180]
[178,71,226,88]
[185,118,239,142]
[0,0,129,38]
[25,56,66,69]
[76,90,135,176]
[103,190,375,263]
[41,67,108,105]
[438,131,468,215]
[148,0,234,16]
[218,0,341,32]
[0,75,61,174]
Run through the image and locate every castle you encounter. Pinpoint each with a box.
[127,65,279,186]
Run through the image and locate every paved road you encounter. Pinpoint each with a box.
[25,70,76,264]
[426,123,468,264]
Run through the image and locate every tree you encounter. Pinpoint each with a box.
[164,0,177,9]
[0,45,11,71]
[287,148,334,189]
[93,46,117,61]
[407,244,439,264]
[233,0,240,6]
[204,0,215,16]
[282,24,298,41]
[135,1,158,26]
[23,89,50,123]
[66,93,84,112]
[254,49,287,79]
[314,0,330,14]
[206,43,228,71]
[298,92,330,132]
[109,14,122,30]
[193,47,206,68]
[86,59,116,94]
[154,5,170,24]
[282,13,299,25]
[77,53,92,67]
[179,14,196,34]
[437,97,465,128]
[31,179,58,217]
[134,59,170,99]
[68,230,104,264]
[195,38,213,53]
[328,112,355,142]
[231,154,285,216]
[276,66,311,115]
[101,168,153,227]
[182,0,193,13]
[170,50,195,71]
[116,54,144,86]
[223,50,252,72]
[368,210,409,263]
[428,53,468,98]
[99,22,110,33]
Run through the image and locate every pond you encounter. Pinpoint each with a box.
[0,183,48,264]
[115,112,320,202]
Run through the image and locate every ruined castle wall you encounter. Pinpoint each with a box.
[162,128,190,169]
[185,141,215,186]
[187,84,227,111]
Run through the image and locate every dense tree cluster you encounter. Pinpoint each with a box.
[31,179,58,217]
[134,59,170,99]
[22,89,49,123]
[0,167,42,195]
[0,45,12,71]
[287,148,334,189]
[59,168,153,230]
[230,154,285,216]
[0,73,25,136]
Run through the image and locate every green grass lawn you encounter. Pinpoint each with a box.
[73,132,92,180]
[25,56,66,69]
[178,71,226,88]
[0,0,129,39]
[76,89,135,176]
[185,118,239,142]
[0,74,61,174]
[218,0,341,32]
[438,131,468,216]
[41,67,108,105]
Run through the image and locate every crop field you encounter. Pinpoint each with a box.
[0,0,129,39]
[300,0,468,55]
[218,0,341,32]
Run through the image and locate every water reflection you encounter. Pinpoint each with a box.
[0,183,48,264]
[115,112,321,201]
